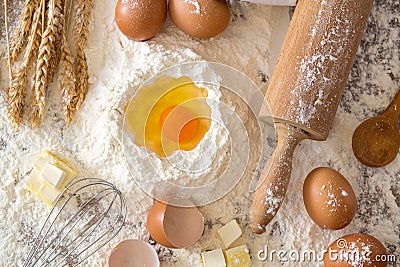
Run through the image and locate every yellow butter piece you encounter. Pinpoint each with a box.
[26,151,77,206]
[217,220,243,249]
[229,236,246,249]
[41,162,66,189]
[224,245,251,267]
[26,168,62,206]
[37,151,77,189]
[202,248,226,267]
[34,157,47,171]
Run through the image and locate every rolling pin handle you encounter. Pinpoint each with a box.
[251,123,307,234]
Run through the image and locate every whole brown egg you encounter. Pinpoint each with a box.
[115,0,167,41]
[303,167,357,230]
[324,234,387,267]
[168,0,231,38]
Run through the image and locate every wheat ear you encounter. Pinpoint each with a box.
[7,0,44,130]
[9,0,40,63]
[60,0,77,126]
[30,0,64,128]
[49,9,65,84]
[73,0,92,111]
[61,33,76,126]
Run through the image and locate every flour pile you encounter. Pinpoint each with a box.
[0,0,399,266]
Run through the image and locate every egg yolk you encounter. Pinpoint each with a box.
[159,105,199,143]
[125,75,211,157]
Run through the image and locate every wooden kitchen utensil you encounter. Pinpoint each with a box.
[251,0,374,234]
[352,87,400,167]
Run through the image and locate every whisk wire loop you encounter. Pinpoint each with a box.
[24,178,127,267]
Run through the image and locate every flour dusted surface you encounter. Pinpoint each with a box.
[0,1,399,267]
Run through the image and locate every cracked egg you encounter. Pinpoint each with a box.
[125,75,211,157]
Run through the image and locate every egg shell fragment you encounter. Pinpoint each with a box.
[303,167,357,230]
[324,234,387,267]
[147,198,204,248]
[146,201,175,248]
[108,239,159,267]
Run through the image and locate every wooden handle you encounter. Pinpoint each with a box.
[383,87,400,123]
[251,124,307,234]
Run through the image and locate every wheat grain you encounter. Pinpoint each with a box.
[61,33,76,126]
[9,0,40,63]
[7,85,25,130]
[74,46,88,111]
[7,0,44,130]
[30,0,45,61]
[30,0,64,128]
[60,0,78,126]
[73,0,92,111]
[50,40,63,79]
[49,4,65,84]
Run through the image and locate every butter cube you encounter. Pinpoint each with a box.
[202,248,226,267]
[217,220,243,249]
[41,162,66,189]
[224,245,251,267]
[34,157,47,171]
[229,236,246,249]
[26,151,77,206]
[26,168,62,206]
[36,151,77,188]
[40,183,63,204]
[27,169,44,191]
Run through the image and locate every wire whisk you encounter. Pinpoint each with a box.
[24,178,127,267]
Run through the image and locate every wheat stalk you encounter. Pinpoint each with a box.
[7,0,45,130]
[4,0,11,82]
[30,0,65,128]
[9,0,40,64]
[73,0,92,111]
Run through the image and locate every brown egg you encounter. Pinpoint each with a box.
[303,167,357,230]
[324,234,387,267]
[146,198,204,248]
[168,0,230,38]
[115,0,167,41]
[108,239,159,267]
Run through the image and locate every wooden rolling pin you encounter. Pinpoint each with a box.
[251,0,374,234]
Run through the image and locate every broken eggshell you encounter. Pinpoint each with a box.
[108,239,159,267]
[147,198,204,248]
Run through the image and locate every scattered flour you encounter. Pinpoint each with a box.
[0,1,398,267]
[183,0,201,15]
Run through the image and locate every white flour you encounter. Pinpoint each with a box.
[0,1,399,267]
